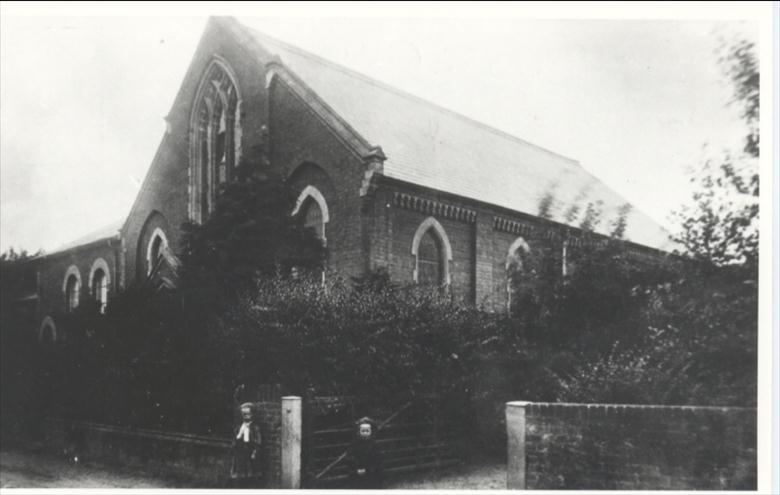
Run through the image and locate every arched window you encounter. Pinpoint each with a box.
[62,266,81,313]
[190,59,241,223]
[302,198,324,240]
[417,230,443,285]
[150,236,163,264]
[65,276,79,312]
[92,269,108,312]
[39,316,57,344]
[506,237,532,316]
[65,275,79,312]
[411,217,453,286]
[146,228,169,276]
[293,185,329,245]
[89,258,111,313]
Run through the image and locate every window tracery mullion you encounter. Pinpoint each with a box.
[190,61,240,222]
[196,105,209,223]
[206,119,215,214]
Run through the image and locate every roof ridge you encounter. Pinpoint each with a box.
[237,20,580,165]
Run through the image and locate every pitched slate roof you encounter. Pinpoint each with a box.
[47,219,123,257]
[235,18,675,252]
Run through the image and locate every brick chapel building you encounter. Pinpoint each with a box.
[14,17,675,343]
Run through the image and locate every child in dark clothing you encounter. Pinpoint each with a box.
[344,416,384,489]
[230,402,263,488]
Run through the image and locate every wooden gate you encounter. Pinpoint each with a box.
[302,393,465,487]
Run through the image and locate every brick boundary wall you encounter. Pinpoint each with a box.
[506,401,756,490]
[45,401,285,488]
[254,400,283,487]
[44,418,231,486]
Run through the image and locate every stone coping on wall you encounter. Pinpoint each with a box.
[507,401,755,411]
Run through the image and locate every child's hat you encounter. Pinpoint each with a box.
[355,416,376,428]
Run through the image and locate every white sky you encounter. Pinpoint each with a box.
[0,9,758,253]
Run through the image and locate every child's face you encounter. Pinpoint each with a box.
[241,407,253,421]
[358,423,372,439]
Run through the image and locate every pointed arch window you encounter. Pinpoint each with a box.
[411,217,453,286]
[506,237,533,316]
[190,59,241,223]
[417,230,443,285]
[146,228,169,276]
[302,198,324,240]
[293,185,330,245]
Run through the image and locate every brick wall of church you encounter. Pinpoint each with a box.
[268,78,368,279]
[121,21,271,287]
[366,178,666,313]
[264,106,570,313]
[32,19,667,323]
[121,136,187,284]
[367,178,573,312]
[375,187,477,305]
[35,240,120,339]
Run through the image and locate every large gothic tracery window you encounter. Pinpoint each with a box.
[190,60,241,223]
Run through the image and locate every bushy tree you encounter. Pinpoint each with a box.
[555,33,759,407]
[205,271,564,454]
[0,247,43,262]
[45,145,328,434]
[673,31,759,269]
[717,32,759,159]
[0,247,45,442]
[548,237,675,353]
[673,153,758,268]
[179,145,326,304]
[213,272,503,397]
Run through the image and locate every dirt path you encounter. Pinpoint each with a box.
[0,449,176,488]
[386,461,506,490]
[2,446,506,489]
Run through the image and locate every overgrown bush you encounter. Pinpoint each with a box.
[50,285,226,433]
[549,254,756,407]
[553,32,758,408]
[210,271,548,398]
